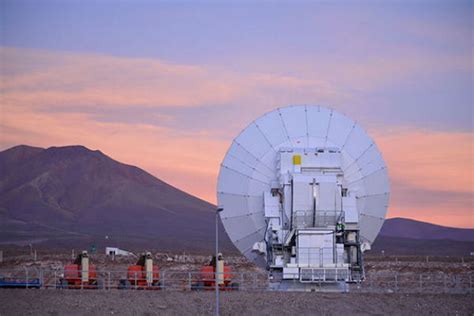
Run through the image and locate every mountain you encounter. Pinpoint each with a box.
[373,218,474,256]
[0,145,236,253]
[371,235,474,256]
[379,217,474,242]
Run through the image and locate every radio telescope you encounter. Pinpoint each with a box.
[217,105,389,289]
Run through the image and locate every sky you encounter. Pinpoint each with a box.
[0,0,472,228]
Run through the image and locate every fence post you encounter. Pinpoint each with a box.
[39,268,44,290]
[135,272,137,290]
[241,272,244,291]
[162,271,165,290]
[108,272,111,290]
[394,273,398,292]
[419,274,422,293]
[25,267,29,289]
[188,272,192,290]
[443,274,447,293]
[470,275,472,294]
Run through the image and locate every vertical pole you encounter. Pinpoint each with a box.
[188,272,192,290]
[444,274,447,293]
[215,209,220,316]
[419,274,422,293]
[469,275,472,294]
[80,257,84,290]
[395,273,398,292]
[40,268,44,290]
[162,271,165,290]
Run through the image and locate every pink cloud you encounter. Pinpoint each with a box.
[373,129,473,194]
[1,47,472,228]
[1,47,241,108]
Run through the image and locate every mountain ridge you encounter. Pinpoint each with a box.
[379,217,473,242]
[0,144,235,252]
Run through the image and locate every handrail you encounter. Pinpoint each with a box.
[292,210,345,228]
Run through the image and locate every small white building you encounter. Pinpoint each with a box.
[105,247,134,256]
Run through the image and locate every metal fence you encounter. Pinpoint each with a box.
[0,267,472,293]
[365,255,474,263]
[351,272,473,294]
[293,210,344,228]
[0,268,268,291]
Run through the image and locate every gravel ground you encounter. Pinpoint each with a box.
[0,290,473,316]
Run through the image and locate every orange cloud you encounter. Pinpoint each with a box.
[373,129,473,194]
[1,47,472,228]
[389,199,473,228]
[1,106,225,202]
[372,129,473,227]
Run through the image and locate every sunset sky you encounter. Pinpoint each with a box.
[1,1,472,228]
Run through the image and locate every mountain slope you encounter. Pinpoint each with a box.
[379,217,474,242]
[0,145,235,252]
[371,235,474,256]
[374,218,474,256]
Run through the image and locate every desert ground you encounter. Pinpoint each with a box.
[0,249,473,315]
[1,290,473,316]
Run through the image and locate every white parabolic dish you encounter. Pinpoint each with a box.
[217,105,390,268]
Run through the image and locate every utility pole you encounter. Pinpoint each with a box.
[215,207,224,316]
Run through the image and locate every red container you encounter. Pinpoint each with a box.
[127,265,159,285]
[63,264,97,286]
